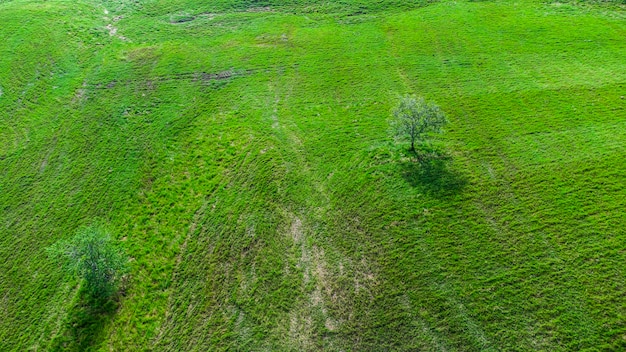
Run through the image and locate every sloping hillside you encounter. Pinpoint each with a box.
[1,0,625,350]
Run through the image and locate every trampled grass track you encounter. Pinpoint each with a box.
[1,0,625,350]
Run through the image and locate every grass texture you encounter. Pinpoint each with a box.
[1,0,625,350]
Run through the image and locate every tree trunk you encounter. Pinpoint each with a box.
[410,139,421,162]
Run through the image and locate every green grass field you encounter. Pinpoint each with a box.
[1,0,626,350]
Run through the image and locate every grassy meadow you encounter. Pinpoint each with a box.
[1,0,625,350]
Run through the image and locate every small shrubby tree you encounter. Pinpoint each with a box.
[48,225,128,300]
[391,94,447,155]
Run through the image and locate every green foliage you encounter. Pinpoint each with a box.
[1,0,626,350]
[48,225,128,300]
[391,95,447,153]
[141,0,434,16]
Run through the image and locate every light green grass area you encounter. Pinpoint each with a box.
[1,0,625,350]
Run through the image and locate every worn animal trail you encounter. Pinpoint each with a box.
[103,8,128,41]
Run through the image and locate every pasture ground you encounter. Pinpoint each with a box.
[1,0,625,350]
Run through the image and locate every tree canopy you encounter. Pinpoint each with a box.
[391,95,447,153]
[48,225,128,300]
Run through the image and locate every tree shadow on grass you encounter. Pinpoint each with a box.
[399,147,467,197]
[50,291,120,351]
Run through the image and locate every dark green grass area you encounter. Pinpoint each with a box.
[1,0,625,350]
[141,0,434,16]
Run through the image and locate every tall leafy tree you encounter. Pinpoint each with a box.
[48,225,128,300]
[391,95,447,154]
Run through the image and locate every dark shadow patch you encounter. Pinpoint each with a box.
[50,288,124,351]
[170,16,195,23]
[399,146,467,197]
[169,12,196,23]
